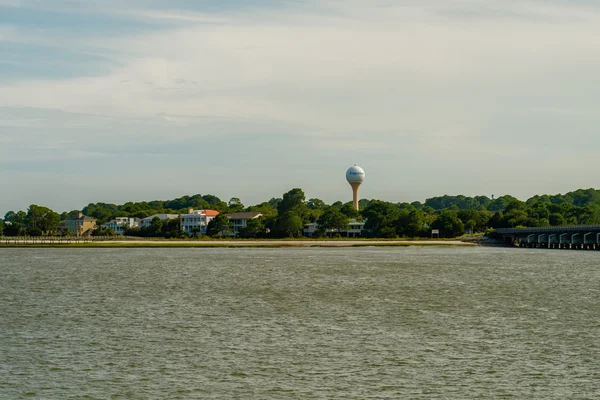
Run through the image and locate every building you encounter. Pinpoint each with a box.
[100,217,141,235]
[223,212,263,236]
[62,212,97,236]
[180,209,220,235]
[304,218,366,238]
[139,214,179,228]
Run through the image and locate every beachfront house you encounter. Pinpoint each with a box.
[304,218,366,238]
[223,212,263,236]
[62,212,97,236]
[139,214,180,228]
[100,217,141,235]
[180,209,220,235]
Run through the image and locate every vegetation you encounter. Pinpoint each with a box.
[3,188,600,239]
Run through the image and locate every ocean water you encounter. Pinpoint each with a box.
[1,247,599,399]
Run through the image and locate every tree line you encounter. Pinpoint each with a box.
[3,188,600,238]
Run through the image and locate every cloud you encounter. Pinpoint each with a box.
[1,0,600,213]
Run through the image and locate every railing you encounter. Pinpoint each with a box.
[497,225,600,235]
[0,236,126,245]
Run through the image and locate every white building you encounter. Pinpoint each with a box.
[100,217,141,235]
[139,214,179,228]
[304,218,366,237]
[180,209,220,235]
[223,212,263,236]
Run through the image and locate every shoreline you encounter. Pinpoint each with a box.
[0,239,476,248]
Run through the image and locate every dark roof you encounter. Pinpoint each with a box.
[65,215,96,222]
[224,212,263,220]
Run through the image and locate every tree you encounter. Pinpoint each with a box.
[307,198,326,210]
[228,197,244,213]
[4,210,27,236]
[339,203,360,219]
[246,202,277,217]
[238,217,266,238]
[94,228,116,236]
[206,214,232,237]
[362,200,400,237]
[25,204,60,235]
[431,209,465,238]
[163,217,186,239]
[318,208,350,234]
[278,188,308,221]
[276,211,304,238]
[396,208,428,237]
[147,217,164,237]
[549,212,566,226]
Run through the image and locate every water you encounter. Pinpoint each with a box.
[1,247,600,399]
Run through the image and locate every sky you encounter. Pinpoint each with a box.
[1,0,600,214]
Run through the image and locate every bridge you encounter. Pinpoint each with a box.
[496,225,600,250]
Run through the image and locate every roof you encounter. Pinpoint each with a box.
[224,212,263,220]
[182,210,220,217]
[65,215,96,222]
[141,214,179,221]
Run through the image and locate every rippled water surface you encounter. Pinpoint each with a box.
[2,247,600,399]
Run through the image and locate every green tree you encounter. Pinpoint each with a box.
[4,210,27,236]
[307,198,327,210]
[339,203,360,219]
[396,208,428,237]
[147,217,164,237]
[362,200,400,237]
[163,217,186,239]
[246,202,277,217]
[278,188,308,221]
[94,228,116,236]
[431,209,465,238]
[228,197,245,213]
[206,214,232,237]
[549,213,566,226]
[238,217,266,238]
[276,211,304,238]
[25,204,60,235]
[318,208,350,234]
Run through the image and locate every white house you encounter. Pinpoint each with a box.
[180,209,220,235]
[139,214,179,228]
[304,218,366,237]
[100,217,141,235]
[223,212,263,236]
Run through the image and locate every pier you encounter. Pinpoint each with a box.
[496,225,600,250]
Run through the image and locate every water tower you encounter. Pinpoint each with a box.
[346,165,366,210]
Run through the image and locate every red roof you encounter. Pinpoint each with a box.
[203,210,220,217]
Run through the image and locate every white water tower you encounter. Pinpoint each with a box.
[346,165,366,210]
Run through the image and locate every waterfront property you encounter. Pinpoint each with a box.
[60,212,97,236]
[304,218,366,237]
[100,217,141,235]
[496,225,600,249]
[139,214,180,228]
[180,209,220,235]
[223,212,263,236]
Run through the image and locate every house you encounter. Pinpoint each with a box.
[63,212,97,236]
[304,218,366,238]
[180,209,220,235]
[223,212,263,236]
[139,214,179,228]
[100,217,141,235]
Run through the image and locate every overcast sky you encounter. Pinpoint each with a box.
[1,0,599,214]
